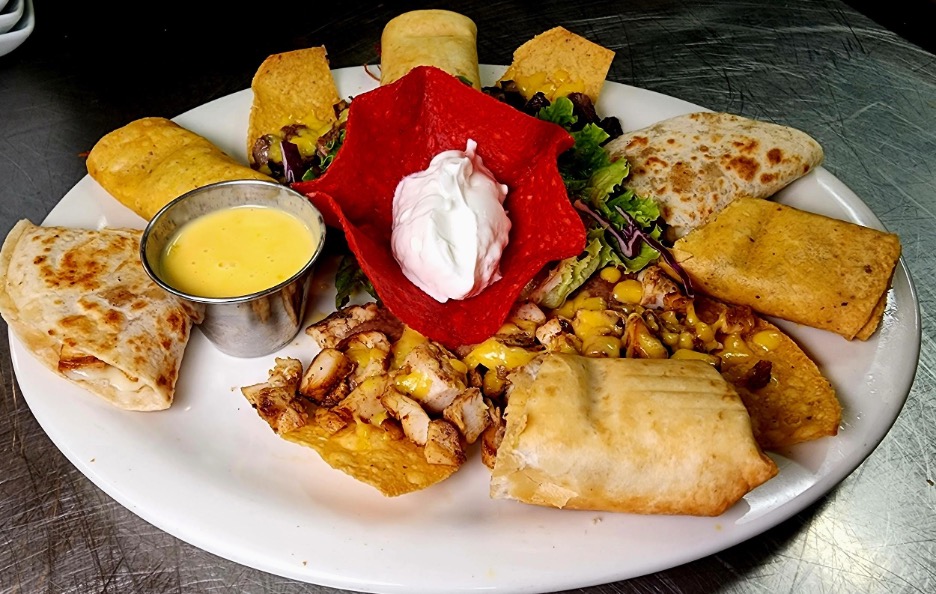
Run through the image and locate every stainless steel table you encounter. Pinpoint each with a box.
[1,1,933,592]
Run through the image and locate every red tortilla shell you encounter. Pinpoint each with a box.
[293,66,584,348]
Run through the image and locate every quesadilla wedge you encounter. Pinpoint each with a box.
[604,112,824,239]
[491,354,777,516]
[0,220,203,411]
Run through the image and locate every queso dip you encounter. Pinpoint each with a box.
[159,205,319,298]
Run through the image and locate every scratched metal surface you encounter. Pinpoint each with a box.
[1,0,933,592]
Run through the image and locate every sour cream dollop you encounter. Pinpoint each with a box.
[391,139,511,303]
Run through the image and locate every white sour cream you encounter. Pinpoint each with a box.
[391,139,511,303]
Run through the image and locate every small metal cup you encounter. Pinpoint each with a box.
[140,179,326,358]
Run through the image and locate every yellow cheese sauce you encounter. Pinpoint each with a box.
[159,205,318,298]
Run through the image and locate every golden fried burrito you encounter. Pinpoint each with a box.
[0,220,203,410]
[380,10,482,88]
[491,354,777,516]
[671,198,902,340]
[86,117,273,220]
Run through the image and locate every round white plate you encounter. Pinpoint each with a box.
[11,65,921,594]
[0,0,24,35]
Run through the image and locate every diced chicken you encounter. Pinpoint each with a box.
[535,317,582,353]
[480,405,506,470]
[623,313,670,359]
[399,342,466,414]
[299,348,354,407]
[241,357,308,435]
[638,266,689,311]
[424,419,466,466]
[313,407,350,436]
[333,376,391,424]
[342,330,392,383]
[306,303,380,348]
[380,388,431,446]
[306,302,404,349]
[443,387,491,444]
[510,301,547,326]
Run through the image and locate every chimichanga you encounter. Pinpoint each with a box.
[491,354,778,516]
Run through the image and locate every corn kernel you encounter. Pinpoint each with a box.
[612,279,644,304]
[599,266,622,283]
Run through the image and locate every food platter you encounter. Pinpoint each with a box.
[10,65,921,593]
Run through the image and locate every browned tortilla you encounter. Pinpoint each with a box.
[380,10,482,88]
[0,220,203,410]
[605,112,824,239]
[491,354,777,516]
[672,198,901,340]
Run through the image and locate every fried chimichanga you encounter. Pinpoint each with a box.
[379,10,482,89]
[671,197,901,340]
[87,117,273,221]
[490,354,778,516]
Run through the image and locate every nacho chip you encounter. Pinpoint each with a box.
[719,315,841,449]
[86,117,273,221]
[247,47,341,168]
[284,413,459,497]
[499,26,614,102]
[293,66,585,349]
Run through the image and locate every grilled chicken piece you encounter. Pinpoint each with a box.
[443,387,491,444]
[306,302,404,349]
[333,376,391,424]
[510,301,547,327]
[241,357,308,435]
[623,313,670,359]
[299,348,354,407]
[342,331,392,383]
[313,407,350,436]
[535,317,582,353]
[399,342,466,414]
[424,419,466,466]
[380,388,431,446]
[639,266,689,311]
[480,405,505,470]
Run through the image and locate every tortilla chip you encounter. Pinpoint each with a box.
[672,198,901,340]
[604,112,824,239]
[292,66,584,349]
[499,26,614,102]
[247,47,341,165]
[86,117,273,221]
[283,413,459,497]
[713,310,842,449]
[380,10,481,89]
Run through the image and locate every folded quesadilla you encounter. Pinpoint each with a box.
[87,117,273,221]
[380,10,482,88]
[491,354,777,516]
[671,198,901,340]
[604,112,824,239]
[0,220,203,411]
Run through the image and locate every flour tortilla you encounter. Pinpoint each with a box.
[379,10,482,88]
[0,220,203,411]
[86,117,273,221]
[605,112,824,239]
[671,198,901,340]
[491,354,777,516]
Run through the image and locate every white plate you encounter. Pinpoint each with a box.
[0,0,32,56]
[0,0,23,35]
[11,65,921,594]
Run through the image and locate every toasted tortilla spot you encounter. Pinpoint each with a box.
[767,148,783,164]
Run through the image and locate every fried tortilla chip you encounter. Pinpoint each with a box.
[86,117,273,221]
[247,47,342,168]
[498,26,614,102]
[283,414,460,497]
[605,112,824,239]
[672,198,901,340]
[691,296,842,449]
[491,354,777,516]
[379,10,482,89]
